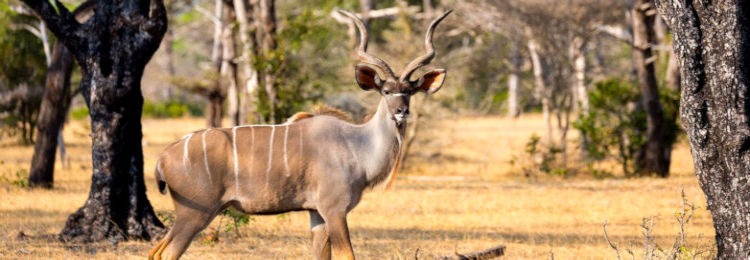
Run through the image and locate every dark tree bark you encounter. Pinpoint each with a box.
[28,40,74,188]
[207,92,224,127]
[632,0,670,177]
[28,1,95,189]
[656,0,750,257]
[22,0,168,242]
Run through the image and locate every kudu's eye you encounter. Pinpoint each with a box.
[383,90,391,95]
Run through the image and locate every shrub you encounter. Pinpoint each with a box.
[510,133,568,178]
[573,78,680,176]
[142,99,203,118]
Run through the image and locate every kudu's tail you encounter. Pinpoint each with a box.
[155,159,167,194]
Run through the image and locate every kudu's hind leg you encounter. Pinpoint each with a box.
[309,211,331,260]
[154,204,220,260]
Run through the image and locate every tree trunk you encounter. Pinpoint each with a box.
[656,0,750,257]
[206,93,224,128]
[255,0,277,123]
[162,28,176,100]
[233,0,260,124]
[23,0,169,242]
[222,5,240,126]
[507,36,521,118]
[422,0,433,15]
[632,0,669,177]
[360,0,374,29]
[28,1,95,188]
[28,41,74,188]
[665,47,680,91]
[571,37,588,113]
[527,36,553,147]
[207,0,224,128]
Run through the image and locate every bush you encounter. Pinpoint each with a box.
[142,99,203,118]
[510,133,568,178]
[573,78,680,176]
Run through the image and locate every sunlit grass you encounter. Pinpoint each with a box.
[0,115,714,259]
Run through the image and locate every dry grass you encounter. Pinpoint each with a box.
[0,114,715,259]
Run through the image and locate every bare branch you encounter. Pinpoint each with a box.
[20,0,84,53]
[596,25,633,44]
[331,6,421,22]
[603,221,622,260]
[195,5,222,25]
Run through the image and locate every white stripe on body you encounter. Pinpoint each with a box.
[266,126,276,185]
[232,127,239,197]
[250,126,255,186]
[283,125,290,176]
[183,133,194,174]
[201,129,212,183]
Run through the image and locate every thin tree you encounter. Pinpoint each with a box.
[656,0,750,257]
[22,0,168,242]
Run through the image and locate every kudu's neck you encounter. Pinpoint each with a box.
[355,98,405,186]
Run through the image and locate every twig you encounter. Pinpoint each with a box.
[603,221,622,260]
[641,217,655,260]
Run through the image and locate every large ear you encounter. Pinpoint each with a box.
[355,64,382,91]
[415,69,446,94]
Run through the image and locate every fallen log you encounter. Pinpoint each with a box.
[417,244,506,260]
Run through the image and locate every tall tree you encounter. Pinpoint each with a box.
[254,0,277,122]
[233,0,260,125]
[28,1,95,189]
[22,0,167,242]
[507,30,522,118]
[221,3,240,125]
[632,0,669,177]
[656,0,750,257]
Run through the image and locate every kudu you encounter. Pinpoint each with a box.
[148,9,452,260]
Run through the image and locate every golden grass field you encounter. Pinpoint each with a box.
[0,114,716,259]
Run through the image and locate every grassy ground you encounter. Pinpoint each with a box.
[0,115,716,259]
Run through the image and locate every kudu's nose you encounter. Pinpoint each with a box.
[396,107,409,116]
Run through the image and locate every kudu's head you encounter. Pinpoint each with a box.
[338,9,451,125]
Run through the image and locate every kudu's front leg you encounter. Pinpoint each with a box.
[323,211,355,260]
[309,211,332,260]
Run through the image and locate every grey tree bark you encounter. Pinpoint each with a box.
[632,0,669,177]
[222,4,240,126]
[233,0,260,124]
[656,0,750,257]
[571,37,588,113]
[360,0,374,29]
[22,0,168,242]
[207,0,225,128]
[507,35,521,118]
[527,36,552,147]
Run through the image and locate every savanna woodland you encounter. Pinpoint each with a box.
[0,0,748,258]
